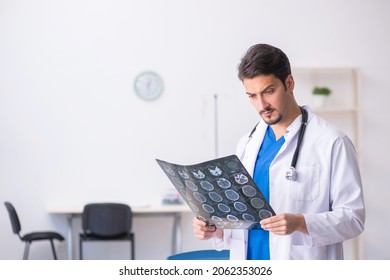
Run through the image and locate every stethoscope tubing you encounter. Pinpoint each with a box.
[240,107,308,181]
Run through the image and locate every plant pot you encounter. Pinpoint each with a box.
[312,94,328,108]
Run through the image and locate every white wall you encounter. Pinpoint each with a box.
[0,0,389,259]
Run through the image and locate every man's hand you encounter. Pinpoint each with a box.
[193,216,223,240]
[260,213,308,235]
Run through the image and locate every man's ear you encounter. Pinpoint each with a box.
[285,75,295,92]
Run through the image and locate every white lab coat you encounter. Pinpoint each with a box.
[213,106,365,259]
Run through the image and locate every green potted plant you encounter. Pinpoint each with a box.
[312,86,331,108]
[312,87,331,96]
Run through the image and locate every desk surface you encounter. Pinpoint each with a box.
[47,204,192,215]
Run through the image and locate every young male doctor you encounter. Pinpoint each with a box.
[192,44,365,259]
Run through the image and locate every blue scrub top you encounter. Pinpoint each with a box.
[247,125,285,260]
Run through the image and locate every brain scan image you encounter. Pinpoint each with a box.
[200,181,214,191]
[193,192,207,203]
[192,169,205,179]
[208,165,222,176]
[211,216,222,222]
[234,201,247,212]
[217,178,231,189]
[202,204,215,213]
[234,173,249,184]
[242,185,257,197]
[178,169,190,179]
[218,203,231,213]
[209,192,223,202]
[185,180,198,191]
[156,155,275,229]
[225,189,240,201]
[163,165,176,176]
[171,177,184,189]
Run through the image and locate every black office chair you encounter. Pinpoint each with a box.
[79,203,135,260]
[167,249,230,260]
[4,201,65,260]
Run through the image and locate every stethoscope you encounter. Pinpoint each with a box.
[241,107,308,182]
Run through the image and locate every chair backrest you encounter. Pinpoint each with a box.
[82,203,132,237]
[167,250,230,260]
[4,201,22,235]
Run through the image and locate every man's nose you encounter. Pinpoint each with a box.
[255,95,269,111]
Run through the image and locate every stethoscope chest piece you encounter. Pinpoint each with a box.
[284,107,308,182]
[285,166,298,181]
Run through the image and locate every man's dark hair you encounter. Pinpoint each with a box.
[237,44,291,86]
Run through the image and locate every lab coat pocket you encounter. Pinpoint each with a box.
[290,244,326,259]
[289,166,320,201]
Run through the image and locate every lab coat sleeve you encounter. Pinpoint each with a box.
[213,229,232,251]
[302,136,365,247]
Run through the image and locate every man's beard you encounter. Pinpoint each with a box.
[260,108,282,125]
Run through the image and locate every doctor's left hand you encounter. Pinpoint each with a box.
[259,213,309,235]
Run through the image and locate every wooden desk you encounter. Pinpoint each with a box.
[48,204,191,260]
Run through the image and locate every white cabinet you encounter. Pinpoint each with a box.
[292,67,360,151]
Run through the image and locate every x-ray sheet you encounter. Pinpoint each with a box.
[156,155,275,229]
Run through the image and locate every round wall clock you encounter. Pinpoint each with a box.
[134,71,163,101]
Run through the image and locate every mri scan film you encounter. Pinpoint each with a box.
[156,155,275,229]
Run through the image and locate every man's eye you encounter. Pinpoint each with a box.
[248,94,256,99]
[263,88,274,95]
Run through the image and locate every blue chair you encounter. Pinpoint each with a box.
[167,250,229,260]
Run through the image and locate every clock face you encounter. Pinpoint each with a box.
[134,71,163,101]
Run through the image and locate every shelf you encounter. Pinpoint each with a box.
[292,67,360,149]
[312,107,358,113]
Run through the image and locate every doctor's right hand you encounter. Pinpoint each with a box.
[193,216,223,240]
